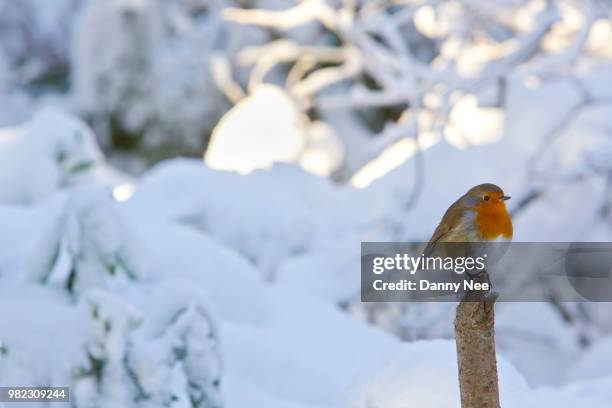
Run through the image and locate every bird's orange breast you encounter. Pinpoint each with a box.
[474,201,513,240]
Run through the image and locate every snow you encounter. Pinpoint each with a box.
[495,303,580,386]
[344,340,610,408]
[0,285,85,387]
[205,85,306,174]
[0,108,106,204]
[0,168,398,407]
[3,1,612,407]
[206,86,345,177]
[70,0,271,156]
[1,128,612,408]
[126,159,320,280]
[2,105,612,408]
[569,335,612,382]
[127,215,270,325]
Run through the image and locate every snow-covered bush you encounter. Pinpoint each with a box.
[0,108,108,204]
[127,159,320,280]
[0,0,81,91]
[0,191,224,407]
[71,0,271,160]
[0,283,223,408]
[0,0,86,126]
[74,288,222,408]
[220,0,612,185]
[74,290,145,407]
[51,189,147,295]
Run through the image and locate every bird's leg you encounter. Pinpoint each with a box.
[461,269,499,303]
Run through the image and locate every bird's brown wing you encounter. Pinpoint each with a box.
[423,199,466,256]
[423,221,451,257]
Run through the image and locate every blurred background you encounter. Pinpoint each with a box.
[2,0,612,407]
[0,0,609,180]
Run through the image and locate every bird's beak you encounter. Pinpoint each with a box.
[502,195,511,201]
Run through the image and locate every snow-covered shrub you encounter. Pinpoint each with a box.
[125,281,223,408]
[0,0,86,126]
[0,0,81,91]
[123,212,271,325]
[75,288,222,408]
[127,159,319,280]
[0,187,145,296]
[54,189,147,295]
[0,284,223,408]
[74,290,145,407]
[0,191,223,407]
[71,0,269,160]
[0,108,106,204]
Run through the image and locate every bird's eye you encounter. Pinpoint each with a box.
[483,195,490,201]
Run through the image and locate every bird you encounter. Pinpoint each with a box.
[425,183,512,254]
[422,184,512,299]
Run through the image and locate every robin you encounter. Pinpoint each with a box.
[423,184,512,299]
[425,183,512,253]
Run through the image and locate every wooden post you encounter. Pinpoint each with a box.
[455,273,501,408]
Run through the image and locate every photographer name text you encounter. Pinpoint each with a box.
[372,279,489,293]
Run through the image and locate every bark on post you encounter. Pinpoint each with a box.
[455,273,501,408]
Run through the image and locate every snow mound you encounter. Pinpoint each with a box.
[495,303,579,386]
[343,340,609,408]
[344,340,524,408]
[0,108,105,204]
[127,159,318,279]
[569,335,612,382]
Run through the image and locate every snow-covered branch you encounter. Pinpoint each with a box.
[222,0,593,177]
